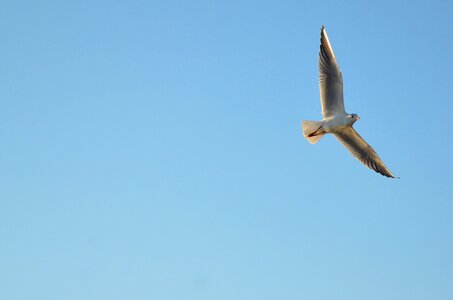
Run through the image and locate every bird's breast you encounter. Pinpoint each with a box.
[323,115,351,133]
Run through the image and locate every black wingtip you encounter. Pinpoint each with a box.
[386,173,398,179]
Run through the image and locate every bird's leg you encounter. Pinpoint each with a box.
[308,126,323,137]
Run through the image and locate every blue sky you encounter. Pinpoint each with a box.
[1,0,452,299]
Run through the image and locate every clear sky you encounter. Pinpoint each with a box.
[1,0,452,299]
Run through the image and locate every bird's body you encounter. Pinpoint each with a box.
[302,26,396,178]
[320,114,355,132]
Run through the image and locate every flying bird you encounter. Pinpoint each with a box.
[302,26,397,178]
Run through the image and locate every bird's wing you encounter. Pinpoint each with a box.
[333,127,396,178]
[319,26,345,118]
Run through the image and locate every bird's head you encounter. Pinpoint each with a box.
[348,113,360,123]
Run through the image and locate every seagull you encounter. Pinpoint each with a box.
[302,26,397,178]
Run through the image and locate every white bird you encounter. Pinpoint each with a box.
[302,26,397,178]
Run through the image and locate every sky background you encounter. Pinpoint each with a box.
[1,0,452,299]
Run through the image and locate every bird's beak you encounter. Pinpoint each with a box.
[357,116,361,120]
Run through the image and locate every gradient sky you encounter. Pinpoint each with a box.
[1,0,452,299]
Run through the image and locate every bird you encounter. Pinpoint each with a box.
[302,26,397,178]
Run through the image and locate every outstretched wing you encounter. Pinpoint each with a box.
[333,127,396,178]
[319,26,345,118]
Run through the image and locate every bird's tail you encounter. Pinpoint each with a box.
[302,120,325,144]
